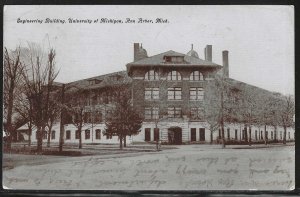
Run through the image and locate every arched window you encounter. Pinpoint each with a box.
[190,71,204,81]
[145,70,159,80]
[167,71,181,80]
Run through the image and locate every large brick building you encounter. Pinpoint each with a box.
[25,43,295,145]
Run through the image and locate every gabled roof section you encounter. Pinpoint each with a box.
[126,50,221,69]
[66,70,132,91]
[224,77,284,99]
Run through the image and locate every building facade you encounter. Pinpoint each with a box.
[26,43,295,145]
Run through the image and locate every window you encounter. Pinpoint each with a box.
[96,129,101,139]
[84,112,92,123]
[167,71,181,80]
[288,132,290,139]
[266,131,268,140]
[51,130,55,140]
[261,131,263,140]
[227,128,230,140]
[191,128,196,142]
[145,128,151,141]
[106,133,112,139]
[106,110,112,118]
[280,131,282,140]
[154,128,159,141]
[94,111,102,123]
[168,87,182,100]
[75,130,80,139]
[145,70,159,80]
[190,87,204,100]
[190,71,204,81]
[168,107,182,118]
[144,107,159,120]
[43,131,47,139]
[66,130,71,140]
[145,88,159,100]
[271,131,273,140]
[164,56,184,63]
[85,130,90,139]
[190,107,204,120]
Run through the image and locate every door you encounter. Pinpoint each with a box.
[145,128,151,141]
[191,128,196,142]
[199,128,205,141]
[168,127,182,145]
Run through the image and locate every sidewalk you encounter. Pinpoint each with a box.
[226,142,295,149]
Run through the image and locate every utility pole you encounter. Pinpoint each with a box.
[59,84,65,152]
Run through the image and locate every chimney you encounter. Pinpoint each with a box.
[222,50,229,78]
[204,45,212,61]
[134,43,140,61]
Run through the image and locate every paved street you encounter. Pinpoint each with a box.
[3,144,295,190]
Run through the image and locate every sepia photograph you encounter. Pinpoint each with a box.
[3,5,295,190]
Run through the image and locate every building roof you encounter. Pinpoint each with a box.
[65,70,132,91]
[126,50,221,72]
[224,77,283,99]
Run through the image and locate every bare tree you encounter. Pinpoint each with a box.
[46,98,61,147]
[278,95,294,144]
[105,86,142,150]
[204,75,236,148]
[21,43,59,152]
[4,47,25,149]
[66,88,88,149]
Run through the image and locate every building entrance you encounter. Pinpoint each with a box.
[168,127,182,145]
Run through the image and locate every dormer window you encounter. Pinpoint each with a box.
[88,79,102,85]
[109,75,122,81]
[164,56,184,63]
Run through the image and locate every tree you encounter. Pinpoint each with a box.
[14,88,34,147]
[66,88,87,149]
[204,75,236,148]
[105,86,142,150]
[238,86,261,146]
[3,47,25,149]
[278,95,294,144]
[46,97,61,147]
[21,43,59,152]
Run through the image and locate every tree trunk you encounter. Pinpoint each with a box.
[274,125,277,142]
[6,82,15,151]
[123,136,126,147]
[283,126,287,145]
[221,124,225,148]
[119,135,123,150]
[248,126,252,146]
[264,125,267,145]
[59,84,65,152]
[244,126,248,142]
[79,120,83,149]
[36,126,43,153]
[79,130,82,149]
[210,129,213,145]
[28,127,32,147]
[47,125,52,147]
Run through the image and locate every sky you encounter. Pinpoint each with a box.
[3,5,294,95]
